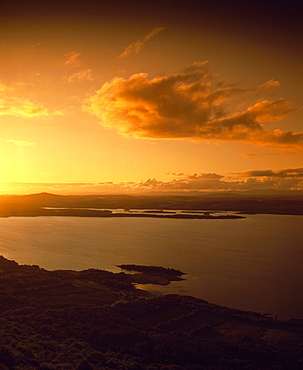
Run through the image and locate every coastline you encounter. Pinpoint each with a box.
[0,256,303,369]
[1,192,303,217]
[1,213,302,322]
[0,208,245,219]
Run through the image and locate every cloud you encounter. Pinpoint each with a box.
[0,80,51,117]
[85,62,302,150]
[0,96,48,117]
[113,169,302,192]
[241,168,303,178]
[64,51,81,67]
[0,81,15,92]
[134,174,230,191]
[66,69,94,83]
[3,167,303,194]
[131,168,303,192]
[259,80,281,89]
[241,153,257,158]
[5,139,35,146]
[118,27,165,58]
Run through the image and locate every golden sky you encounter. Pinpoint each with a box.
[1,0,302,194]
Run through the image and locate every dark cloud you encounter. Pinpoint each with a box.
[133,170,303,192]
[85,63,301,150]
[242,168,303,178]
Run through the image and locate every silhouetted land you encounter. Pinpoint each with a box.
[0,256,303,369]
[0,191,303,217]
[117,265,185,285]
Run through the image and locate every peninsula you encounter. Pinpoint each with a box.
[0,256,302,369]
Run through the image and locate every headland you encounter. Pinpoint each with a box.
[0,256,302,369]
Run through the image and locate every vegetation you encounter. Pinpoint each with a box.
[0,256,302,369]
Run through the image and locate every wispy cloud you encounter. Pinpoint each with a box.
[0,96,48,117]
[0,79,51,118]
[85,62,301,150]
[0,81,15,92]
[64,51,81,67]
[66,69,94,83]
[240,153,257,158]
[118,27,165,58]
[5,139,35,146]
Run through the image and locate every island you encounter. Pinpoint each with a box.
[0,255,302,369]
[0,205,245,219]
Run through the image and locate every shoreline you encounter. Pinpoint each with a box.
[0,208,245,219]
[1,192,303,217]
[1,256,303,368]
[2,209,303,218]
[0,256,301,322]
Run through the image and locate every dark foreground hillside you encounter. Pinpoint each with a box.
[0,256,302,369]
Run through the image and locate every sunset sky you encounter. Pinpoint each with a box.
[1,0,302,194]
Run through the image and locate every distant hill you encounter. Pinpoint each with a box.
[23,192,66,201]
[0,191,303,215]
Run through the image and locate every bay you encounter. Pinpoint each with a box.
[0,214,302,319]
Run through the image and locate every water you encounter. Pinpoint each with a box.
[0,214,302,319]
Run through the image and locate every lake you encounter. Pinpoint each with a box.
[0,214,302,319]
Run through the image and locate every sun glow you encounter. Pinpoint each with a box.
[0,1,302,194]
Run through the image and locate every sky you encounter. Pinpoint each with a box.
[0,0,302,194]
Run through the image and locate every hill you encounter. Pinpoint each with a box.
[0,192,303,216]
[0,256,302,369]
